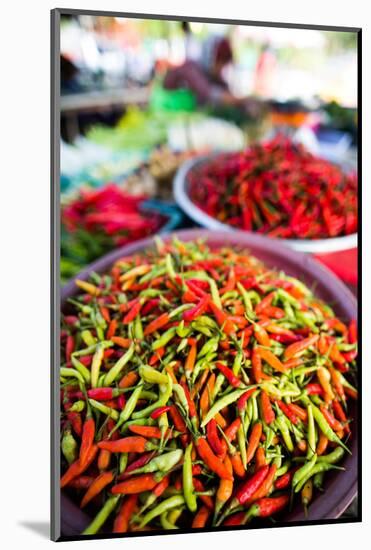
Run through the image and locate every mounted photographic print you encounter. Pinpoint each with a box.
[51,8,361,542]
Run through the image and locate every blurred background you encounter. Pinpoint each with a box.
[59,14,358,303]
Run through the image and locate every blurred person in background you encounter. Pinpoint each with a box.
[181,21,202,61]
[253,41,277,98]
[163,35,262,115]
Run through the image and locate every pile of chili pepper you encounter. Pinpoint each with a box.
[60,238,357,535]
[61,185,167,283]
[63,183,165,248]
[188,137,357,239]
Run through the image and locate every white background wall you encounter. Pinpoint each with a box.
[0,1,369,548]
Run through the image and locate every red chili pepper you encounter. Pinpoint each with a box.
[342,349,358,362]
[251,495,290,518]
[141,298,160,316]
[64,316,79,326]
[275,469,294,490]
[123,300,142,324]
[306,383,325,396]
[118,452,155,480]
[180,381,197,419]
[215,362,241,388]
[193,477,214,509]
[79,413,95,467]
[319,405,343,432]
[183,295,210,322]
[223,511,246,526]
[106,319,117,340]
[209,301,236,335]
[348,319,357,344]
[117,394,126,410]
[206,418,225,456]
[65,335,75,363]
[332,400,350,434]
[234,465,270,505]
[237,388,255,411]
[150,406,172,420]
[87,388,123,401]
[276,400,299,425]
[189,138,357,240]
[169,405,188,434]
[260,391,275,424]
[185,279,208,298]
[222,417,240,439]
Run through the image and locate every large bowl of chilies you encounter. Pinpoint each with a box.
[60,228,358,538]
[174,137,358,253]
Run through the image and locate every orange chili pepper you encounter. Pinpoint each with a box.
[111,473,158,495]
[257,347,286,373]
[61,444,98,488]
[284,334,319,360]
[246,422,263,464]
[192,505,210,528]
[113,495,138,533]
[143,312,170,336]
[80,470,114,508]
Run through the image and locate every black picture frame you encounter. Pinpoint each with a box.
[51,8,362,542]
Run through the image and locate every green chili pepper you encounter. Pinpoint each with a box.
[60,367,85,386]
[82,495,120,535]
[173,384,189,414]
[192,323,213,337]
[68,400,85,413]
[198,337,219,358]
[176,321,191,338]
[292,453,317,489]
[139,495,185,528]
[81,329,96,347]
[237,282,254,317]
[104,343,135,386]
[119,453,128,474]
[233,351,244,376]
[132,374,173,419]
[61,425,78,465]
[313,471,325,490]
[91,343,105,388]
[251,393,259,422]
[139,365,168,385]
[134,315,144,340]
[152,327,177,351]
[306,404,316,459]
[209,278,222,309]
[301,396,350,453]
[295,462,343,493]
[166,253,176,280]
[71,356,91,384]
[238,424,247,469]
[72,340,113,357]
[160,512,178,530]
[89,399,119,421]
[132,450,183,475]
[276,459,291,477]
[183,443,197,512]
[277,288,300,308]
[317,446,345,464]
[169,304,194,319]
[275,414,294,452]
[201,387,248,428]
